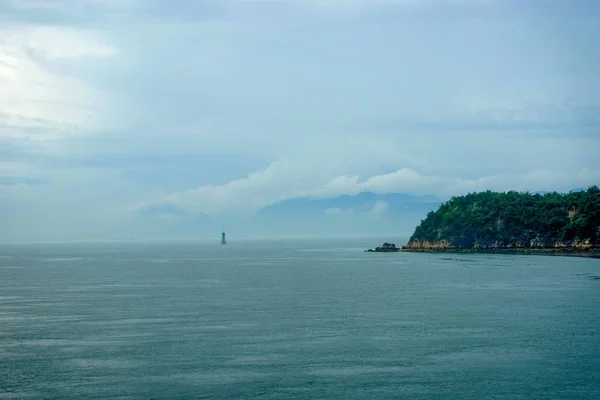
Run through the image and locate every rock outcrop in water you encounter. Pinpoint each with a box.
[400,186,600,255]
[365,242,399,252]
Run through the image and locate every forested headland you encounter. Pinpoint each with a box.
[402,186,600,254]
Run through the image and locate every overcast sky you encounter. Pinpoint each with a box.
[1,0,599,241]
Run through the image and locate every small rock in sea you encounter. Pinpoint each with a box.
[366,242,398,252]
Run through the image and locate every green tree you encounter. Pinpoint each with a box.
[408,186,600,249]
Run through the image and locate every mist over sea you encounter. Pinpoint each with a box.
[1,238,599,399]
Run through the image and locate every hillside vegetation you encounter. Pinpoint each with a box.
[404,186,600,250]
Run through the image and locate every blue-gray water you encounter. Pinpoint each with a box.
[1,238,599,399]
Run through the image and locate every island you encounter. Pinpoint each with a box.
[365,242,399,252]
[398,186,600,256]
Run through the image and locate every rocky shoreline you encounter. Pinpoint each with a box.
[364,242,600,258]
[365,242,400,252]
[399,246,600,258]
[386,187,600,259]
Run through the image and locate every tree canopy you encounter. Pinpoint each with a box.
[408,186,600,249]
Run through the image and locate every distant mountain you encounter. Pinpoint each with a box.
[258,192,443,217]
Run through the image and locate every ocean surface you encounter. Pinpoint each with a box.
[1,238,599,399]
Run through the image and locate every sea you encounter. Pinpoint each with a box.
[1,237,599,399]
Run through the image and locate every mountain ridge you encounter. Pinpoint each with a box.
[258,191,443,217]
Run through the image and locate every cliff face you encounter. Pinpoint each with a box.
[404,240,453,249]
[403,186,600,251]
[403,238,598,251]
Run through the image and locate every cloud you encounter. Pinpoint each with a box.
[321,168,600,199]
[140,162,600,216]
[1,0,599,241]
[4,0,600,26]
[2,24,117,59]
[0,22,117,140]
[142,158,328,215]
[317,169,435,198]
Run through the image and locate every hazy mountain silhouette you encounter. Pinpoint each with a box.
[258,192,443,217]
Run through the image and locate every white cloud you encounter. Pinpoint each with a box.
[140,158,600,216]
[3,25,117,59]
[324,168,600,199]
[0,23,117,139]
[7,0,138,11]
[144,158,330,215]
[315,169,438,198]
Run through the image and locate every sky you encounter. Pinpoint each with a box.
[1,0,599,242]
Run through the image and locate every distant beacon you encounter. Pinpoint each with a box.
[221,232,227,245]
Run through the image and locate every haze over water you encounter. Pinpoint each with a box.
[1,238,599,399]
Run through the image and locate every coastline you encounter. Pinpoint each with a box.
[399,247,600,258]
[393,187,600,260]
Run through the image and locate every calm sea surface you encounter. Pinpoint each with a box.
[1,238,599,399]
